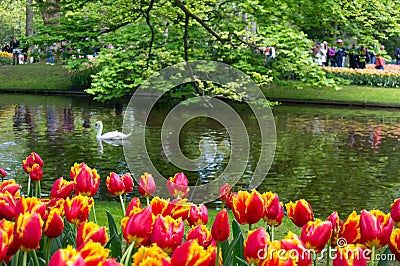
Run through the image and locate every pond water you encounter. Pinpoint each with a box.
[1,93,400,218]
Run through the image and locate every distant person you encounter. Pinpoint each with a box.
[328,46,337,67]
[335,39,347,67]
[46,44,55,65]
[358,46,368,69]
[395,47,400,65]
[348,43,359,69]
[10,36,20,65]
[375,45,386,70]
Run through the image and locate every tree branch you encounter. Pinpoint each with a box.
[184,13,189,61]
[173,0,228,43]
[144,0,155,68]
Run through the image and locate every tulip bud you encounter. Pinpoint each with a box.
[211,209,230,242]
[138,173,156,197]
[360,209,393,249]
[187,204,208,226]
[167,172,189,198]
[151,215,184,253]
[0,168,7,178]
[285,199,314,227]
[29,164,43,181]
[244,227,270,265]
[301,219,332,253]
[50,177,74,199]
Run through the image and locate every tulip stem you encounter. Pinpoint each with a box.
[91,204,98,224]
[45,238,53,266]
[216,241,221,266]
[370,245,376,266]
[13,250,20,266]
[249,223,252,231]
[27,177,31,196]
[22,251,27,266]
[121,241,135,265]
[326,242,331,266]
[31,250,40,266]
[119,194,126,215]
[271,225,275,242]
[146,197,150,207]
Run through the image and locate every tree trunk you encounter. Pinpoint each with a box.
[26,0,34,36]
[37,0,61,26]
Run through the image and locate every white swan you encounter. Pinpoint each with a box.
[94,121,131,140]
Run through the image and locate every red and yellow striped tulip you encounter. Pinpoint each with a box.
[138,173,156,197]
[326,211,343,246]
[391,198,400,228]
[262,192,280,221]
[76,222,108,248]
[0,168,6,178]
[132,243,171,266]
[0,222,8,262]
[48,246,85,266]
[169,198,191,221]
[151,215,184,253]
[301,219,332,253]
[186,224,213,248]
[50,177,74,199]
[0,191,17,220]
[286,199,314,227]
[170,240,217,266]
[101,258,123,266]
[333,244,367,266]
[77,240,109,266]
[261,240,296,266]
[232,190,265,225]
[211,208,230,242]
[389,228,400,261]
[280,232,312,266]
[22,152,44,174]
[15,196,46,220]
[121,205,154,247]
[122,173,134,193]
[29,163,43,181]
[338,211,360,245]
[73,164,100,197]
[360,209,393,249]
[150,197,171,217]
[14,212,44,251]
[0,179,20,197]
[125,197,142,216]
[106,172,125,196]
[187,204,208,226]
[167,172,189,198]
[64,195,93,225]
[244,227,270,265]
[44,208,64,238]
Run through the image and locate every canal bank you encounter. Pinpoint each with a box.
[2,63,400,108]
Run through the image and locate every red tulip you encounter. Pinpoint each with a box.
[77,240,109,266]
[218,183,231,202]
[122,173,134,193]
[49,246,86,266]
[22,152,44,174]
[0,191,17,220]
[138,173,156,197]
[106,172,125,196]
[50,177,74,199]
[29,163,43,181]
[186,224,213,248]
[326,211,343,246]
[15,196,47,220]
[121,205,154,247]
[187,204,209,226]
[151,215,184,253]
[0,223,8,262]
[301,219,332,253]
[333,244,367,266]
[391,198,400,228]
[261,240,297,265]
[101,258,124,266]
[232,190,265,225]
[169,198,191,221]
[262,192,284,227]
[167,172,189,198]
[0,179,20,197]
[170,240,217,266]
[285,199,314,227]
[132,243,171,266]
[44,208,64,238]
[360,209,393,249]
[125,197,142,216]
[389,228,400,261]
[338,211,361,245]
[14,212,44,251]
[244,227,270,265]
[76,222,108,248]
[211,208,230,241]
[73,164,100,197]
[0,168,6,178]
[64,195,93,225]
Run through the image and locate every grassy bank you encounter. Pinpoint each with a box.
[0,62,73,91]
[264,82,400,106]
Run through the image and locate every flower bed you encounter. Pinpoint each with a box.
[323,64,400,88]
[0,152,399,265]
[0,52,12,66]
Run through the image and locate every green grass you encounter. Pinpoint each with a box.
[264,82,400,106]
[92,201,301,240]
[0,62,73,91]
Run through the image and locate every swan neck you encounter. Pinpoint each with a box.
[96,123,103,138]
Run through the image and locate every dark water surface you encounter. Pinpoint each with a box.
[1,93,400,218]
